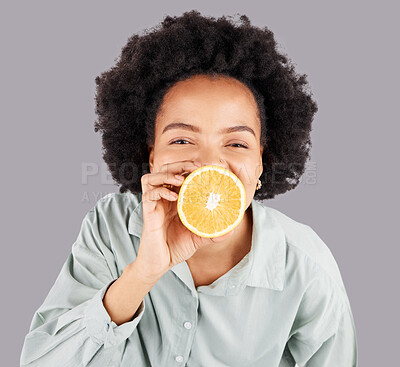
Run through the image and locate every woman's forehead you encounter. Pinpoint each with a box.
[156,76,260,130]
[164,74,255,100]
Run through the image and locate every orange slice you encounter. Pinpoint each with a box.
[177,165,246,238]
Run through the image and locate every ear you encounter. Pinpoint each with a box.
[148,145,154,173]
[258,145,264,178]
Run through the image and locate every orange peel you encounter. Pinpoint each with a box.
[177,165,246,238]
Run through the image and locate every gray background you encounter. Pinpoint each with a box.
[1,1,399,366]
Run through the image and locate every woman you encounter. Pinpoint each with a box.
[20,10,358,367]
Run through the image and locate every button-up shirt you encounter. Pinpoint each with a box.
[20,192,358,366]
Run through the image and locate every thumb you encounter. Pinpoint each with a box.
[206,227,236,243]
[211,228,235,242]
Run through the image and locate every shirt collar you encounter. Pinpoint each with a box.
[128,193,286,294]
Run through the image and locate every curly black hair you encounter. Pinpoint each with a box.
[94,10,318,201]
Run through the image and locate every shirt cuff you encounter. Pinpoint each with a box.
[84,279,146,349]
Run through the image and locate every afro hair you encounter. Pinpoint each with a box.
[94,10,318,201]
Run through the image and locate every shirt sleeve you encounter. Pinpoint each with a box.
[20,208,146,367]
[287,274,358,367]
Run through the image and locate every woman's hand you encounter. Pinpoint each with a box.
[132,160,235,282]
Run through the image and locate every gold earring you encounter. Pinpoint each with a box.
[256,179,262,190]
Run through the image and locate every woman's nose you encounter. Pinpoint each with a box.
[196,157,228,169]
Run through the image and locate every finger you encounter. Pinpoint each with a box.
[163,162,201,193]
[159,160,201,176]
[142,161,201,194]
[143,187,179,203]
[141,171,185,192]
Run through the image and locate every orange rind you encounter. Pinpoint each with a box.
[177,165,246,238]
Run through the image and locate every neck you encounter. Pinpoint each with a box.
[188,204,253,264]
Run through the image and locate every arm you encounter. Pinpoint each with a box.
[287,276,358,367]
[103,261,159,326]
[20,208,152,366]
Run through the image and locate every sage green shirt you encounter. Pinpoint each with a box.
[20,192,358,366]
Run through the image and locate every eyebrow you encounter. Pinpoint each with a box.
[161,122,256,137]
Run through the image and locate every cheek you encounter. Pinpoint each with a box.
[230,159,260,187]
[152,146,181,170]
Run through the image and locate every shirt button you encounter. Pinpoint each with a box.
[230,284,236,289]
[183,321,192,329]
[175,355,184,363]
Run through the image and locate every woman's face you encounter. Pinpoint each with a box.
[148,74,264,210]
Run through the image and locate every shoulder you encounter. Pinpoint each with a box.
[90,191,142,216]
[77,191,142,256]
[81,191,142,238]
[260,203,347,296]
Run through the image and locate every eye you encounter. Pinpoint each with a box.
[169,139,248,148]
[230,143,248,149]
[170,139,190,145]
